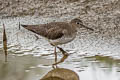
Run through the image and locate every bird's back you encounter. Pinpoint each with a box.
[21,22,77,40]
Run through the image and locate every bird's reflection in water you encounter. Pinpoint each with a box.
[40,68,79,80]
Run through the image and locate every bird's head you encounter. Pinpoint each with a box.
[70,18,94,31]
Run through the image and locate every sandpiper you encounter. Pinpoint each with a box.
[21,18,94,67]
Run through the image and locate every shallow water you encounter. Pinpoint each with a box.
[0,17,120,80]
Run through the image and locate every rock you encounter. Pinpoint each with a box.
[40,68,79,80]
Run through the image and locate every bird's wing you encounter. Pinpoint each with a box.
[21,24,65,40]
[46,26,64,40]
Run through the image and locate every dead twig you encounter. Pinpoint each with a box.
[19,21,21,30]
[3,23,8,62]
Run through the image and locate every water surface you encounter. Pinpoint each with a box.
[0,17,120,80]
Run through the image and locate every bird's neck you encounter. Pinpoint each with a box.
[70,23,78,33]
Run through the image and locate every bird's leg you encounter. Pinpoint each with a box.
[50,43,57,63]
[52,46,69,66]
[50,43,58,68]
[52,46,58,68]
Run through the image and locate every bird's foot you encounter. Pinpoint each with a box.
[35,35,39,40]
[52,64,58,69]
[52,53,69,69]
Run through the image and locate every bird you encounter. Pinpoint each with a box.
[21,18,94,67]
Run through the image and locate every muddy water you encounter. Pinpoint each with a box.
[0,17,120,80]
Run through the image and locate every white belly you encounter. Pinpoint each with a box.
[49,35,76,46]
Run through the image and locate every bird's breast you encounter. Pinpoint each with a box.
[49,33,77,46]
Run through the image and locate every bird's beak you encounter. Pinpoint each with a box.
[81,24,94,31]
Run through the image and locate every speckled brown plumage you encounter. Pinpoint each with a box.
[21,21,77,40]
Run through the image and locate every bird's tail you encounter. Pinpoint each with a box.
[21,24,38,33]
[21,24,28,28]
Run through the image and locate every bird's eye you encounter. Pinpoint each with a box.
[76,22,80,24]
